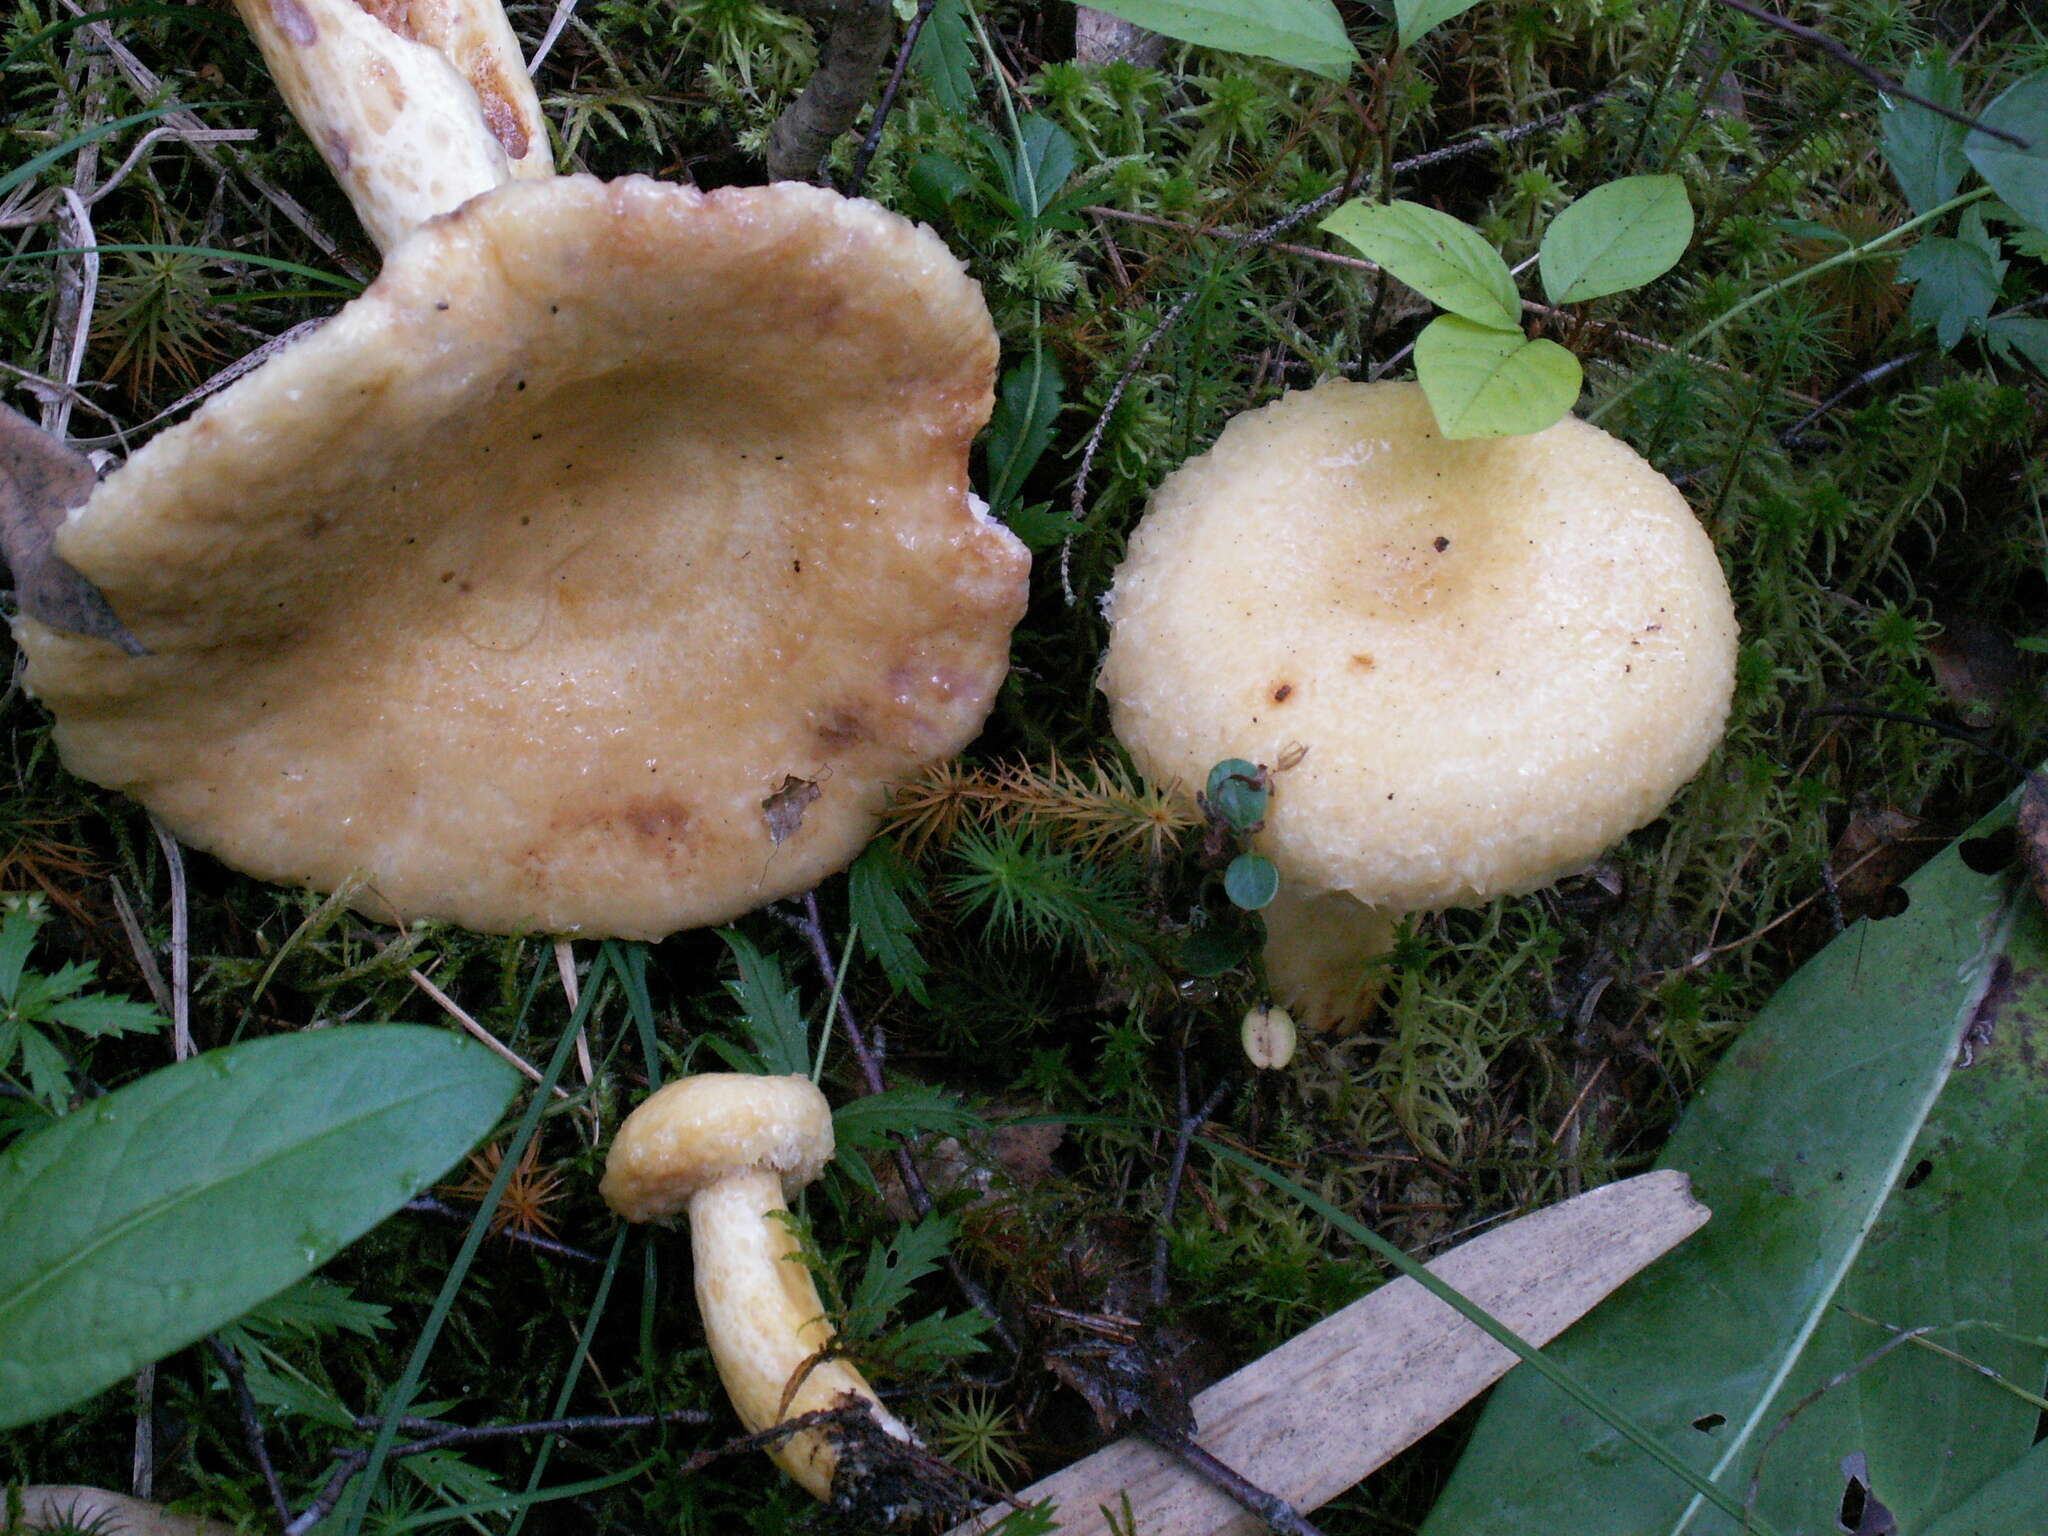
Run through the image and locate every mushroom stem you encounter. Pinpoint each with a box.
[690,1168,913,1499]
[1260,886,1398,1035]
[232,0,550,250]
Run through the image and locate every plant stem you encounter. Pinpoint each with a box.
[1588,186,1993,425]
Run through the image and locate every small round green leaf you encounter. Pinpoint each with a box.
[1538,175,1695,305]
[1224,853,1280,911]
[1205,759,1270,831]
[1322,200,1522,331]
[1414,315,1583,439]
[1966,71,2048,238]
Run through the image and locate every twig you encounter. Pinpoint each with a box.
[1139,1418,1330,1536]
[765,0,895,184]
[787,892,1017,1351]
[402,1195,604,1265]
[554,938,595,1093]
[1706,0,2025,147]
[847,0,937,197]
[43,61,104,441]
[525,0,581,75]
[407,967,572,1099]
[1741,1325,1932,1518]
[1150,1070,1232,1311]
[108,877,174,1018]
[130,1365,154,1501]
[207,1336,291,1529]
[148,818,191,1061]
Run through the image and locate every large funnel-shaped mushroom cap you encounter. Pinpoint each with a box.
[18,178,1026,938]
[1101,380,1735,913]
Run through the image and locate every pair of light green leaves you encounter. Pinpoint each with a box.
[1323,175,1694,438]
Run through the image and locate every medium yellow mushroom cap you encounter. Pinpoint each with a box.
[17,178,1026,939]
[1101,380,1737,914]
[600,1073,835,1223]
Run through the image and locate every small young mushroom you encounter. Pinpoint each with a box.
[1101,381,1738,1030]
[10,0,1026,939]
[601,1073,914,1500]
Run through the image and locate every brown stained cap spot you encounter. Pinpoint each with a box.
[1433,535,1450,552]
[473,73,530,162]
[1349,654,1375,670]
[814,709,870,750]
[351,0,418,39]
[1271,682,1294,703]
[272,0,317,44]
[622,798,692,845]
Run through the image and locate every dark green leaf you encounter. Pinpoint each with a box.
[1423,805,2045,1533]
[1882,55,1969,217]
[16,1026,70,1110]
[44,994,167,1038]
[1224,853,1279,910]
[232,1276,390,1341]
[1413,315,1582,438]
[1986,315,2048,375]
[909,0,973,112]
[1923,1440,2048,1536]
[0,904,41,1003]
[985,355,1064,511]
[1001,115,1078,224]
[1966,70,2048,236]
[1394,0,1483,50]
[845,1214,958,1336]
[0,1025,518,1428]
[1322,200,1521,330]
[1079,0,1358,79]
[850,842,930,1004]
[1900,236,2001,350]
[715,929,810,1078]
[833,1084,985,1153]
[1204,758,1268,831]
[1538,175,1694,305]
[1005,501,1085,552]
[1179,920,1257,978]
[865,1306,993,1373]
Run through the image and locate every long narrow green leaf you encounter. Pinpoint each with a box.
[0,1027,518,1428]
[6,244,359,293]
[0,107,203,201]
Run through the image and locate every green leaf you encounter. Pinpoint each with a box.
[1078,0,1358,79]
[1423,803,2048,1534]
[1923,1439,2048,1536]
[1204,758,1269,832]
[1965,70,2048,237]
[1985,315,2048,376]
[985,354,1064,512]
[1538,175,1694,304]
[44,993,167,1038]
[849,842,930,1004]
[845,1214,958,1336]
[1393,0,1483,51]
[1005,501,1086,553]
[988,115,1077,224]
[1224,853,1279,910]
[714,929,810,1078]
[1322,200,1521,329]
[15,1026,71,1110]
[0,903,43,1003]
[1413,316,1581,439]
[232,1276,390,1341]
[865,1306,993,1373]
[1899,236,2001,350]
[0,1025,518,1428]
[909,0,973,112]
[832,1084,984,1153]
[1882,55,1969,218]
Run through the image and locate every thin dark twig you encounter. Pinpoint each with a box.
[1706,0,2025,146]
[1140,1417,1331,1536]
[401,1194,604,1265]
[288,1410,722,1536]
[847,0,937,196]
[206,1336,290,1530]
[1742,1326,1933,1515]
[788,892,1017,1351]
[1150,1071,1233,1310]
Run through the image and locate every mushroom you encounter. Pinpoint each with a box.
[1100,380,1738,1030]
[600,1072,913,1500]
[9,0,1027,939]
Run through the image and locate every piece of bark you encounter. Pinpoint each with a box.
[945,1170,1710,1536]
[4,1487,236,1536]
[765,0,894,183]
[1074,7,1166,67]
[0,404,141,652]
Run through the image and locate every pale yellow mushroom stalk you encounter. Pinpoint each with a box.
[601,1073,914,1501]
[233,0,550,249]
